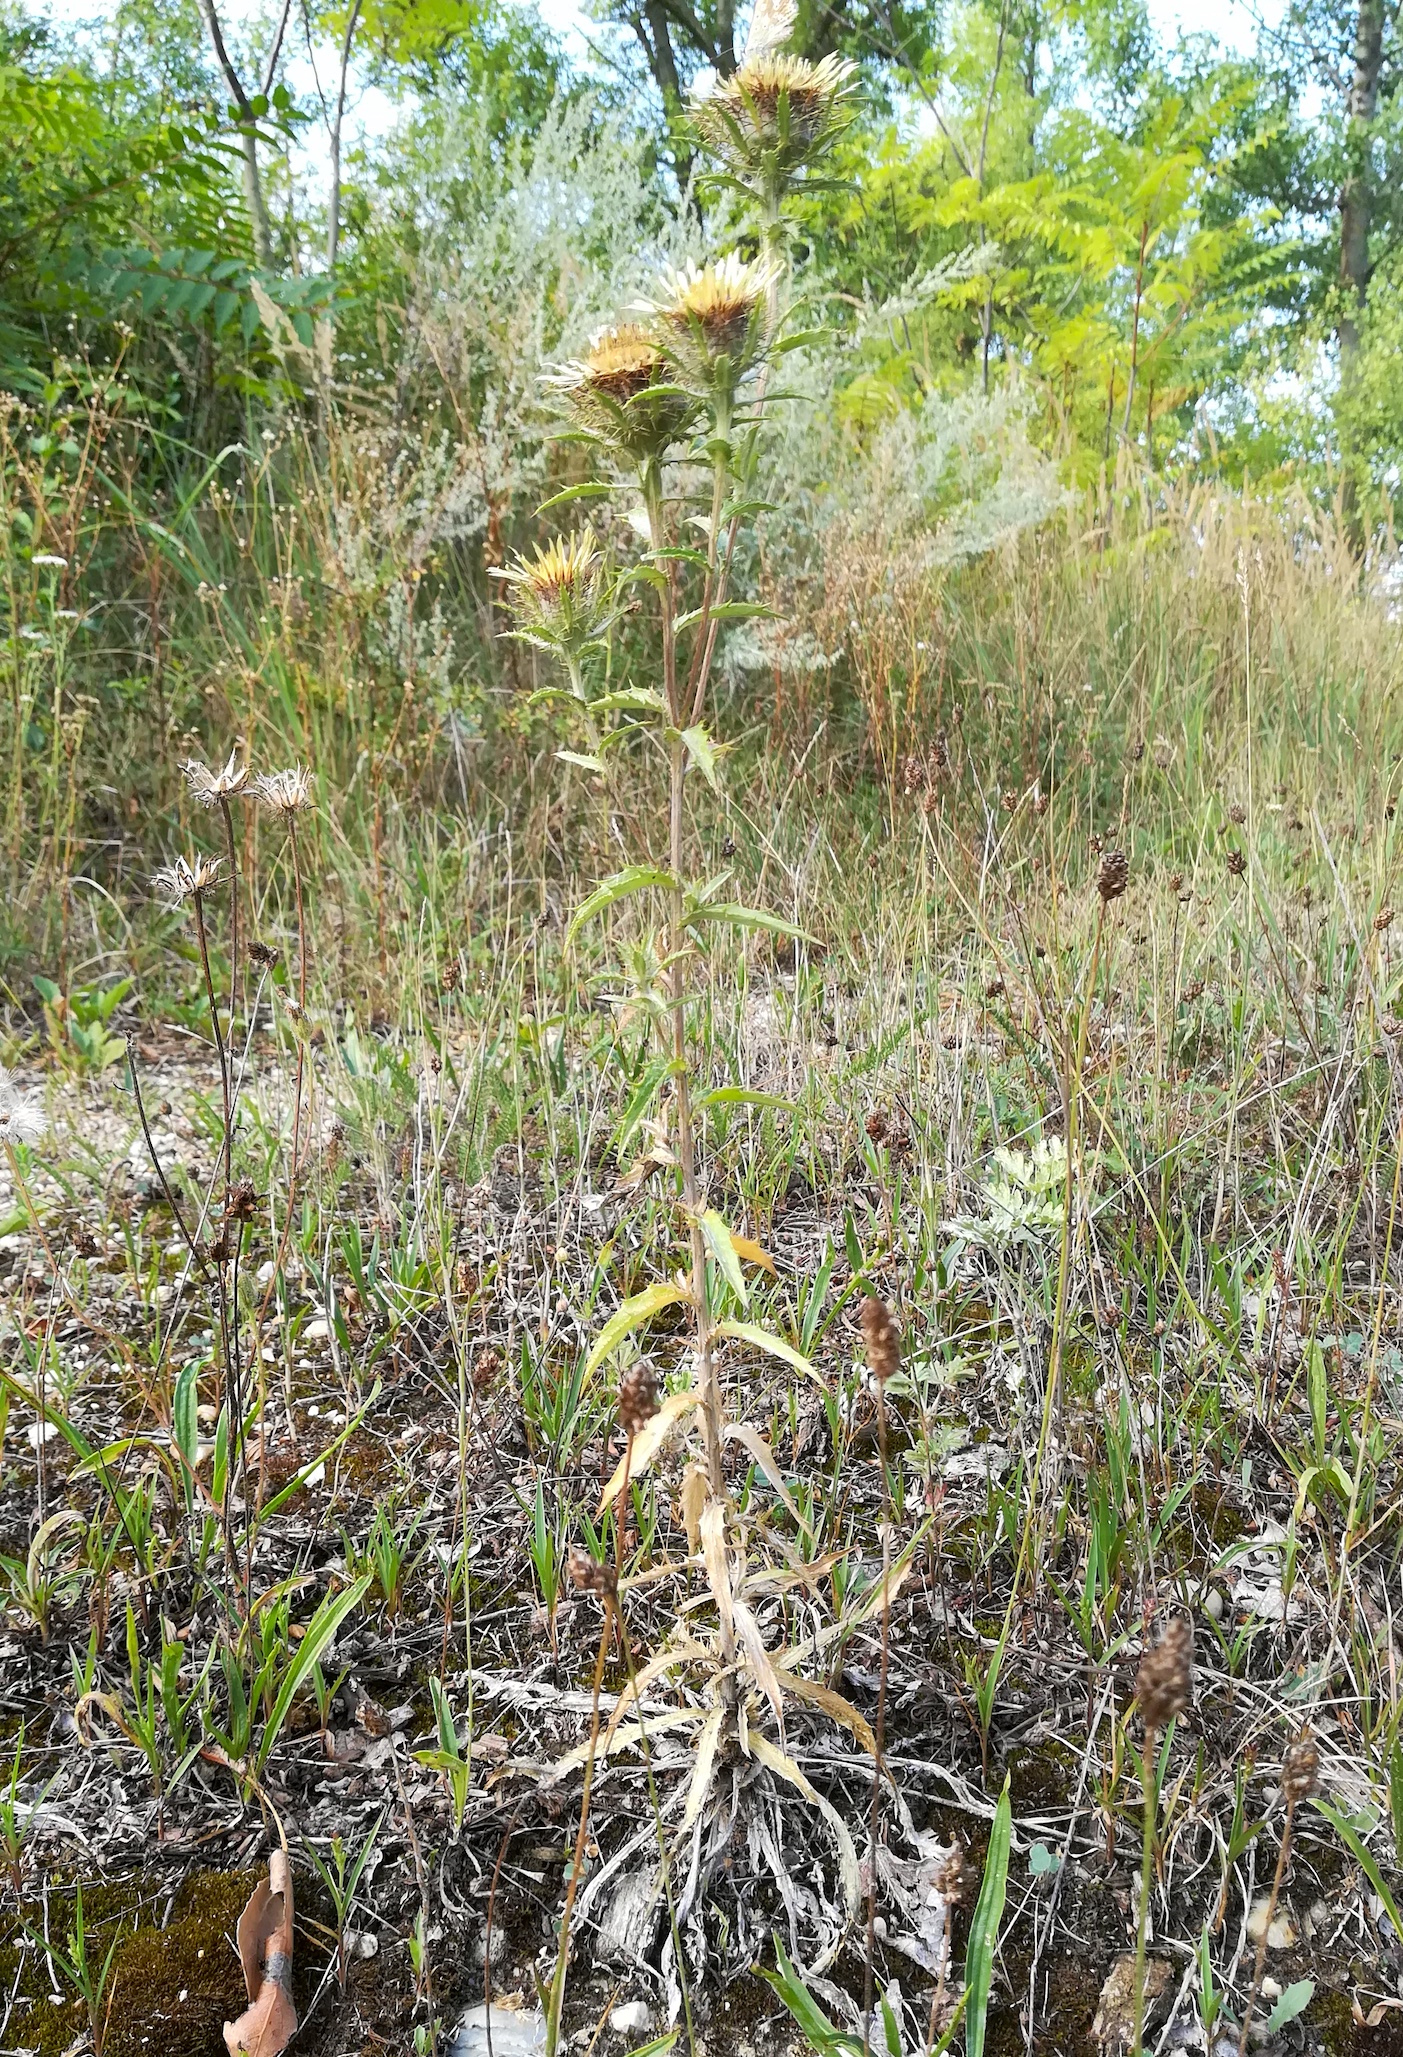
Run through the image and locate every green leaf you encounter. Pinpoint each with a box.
[172,1360,199,1493]
[695,1086,796,1112]
[566,867,676,952]
[536,481,614,513]
[673,599,779,634]
[556,751,605,773]
[585,1283,691,1378]
[712,1320,814,1379]
[679,724,722,792]
[966,1778,1012,2057]
[684,902,810,941]
[1265,1981,1314,2035]
[699,1210,747,1306]
[256,1575,371,1774]
[1311,1798,1403,1943]
[589,688,668,717]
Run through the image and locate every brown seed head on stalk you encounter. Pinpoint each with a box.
[1226,849,1247,878]
[227,1178,259,1225]
[617,1363,660,1439]
[1282,1732,1319,1804]
[859,1295,901,1385]
[1374,906,1394,933]
[1098,849,1130,902]
[932,1844,971,1904]
[1134,1617,1193,1730]
[568,1547,618,1600]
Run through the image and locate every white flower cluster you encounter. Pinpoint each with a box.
[0,1066,45,1148]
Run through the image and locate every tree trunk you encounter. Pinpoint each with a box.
[1338,0,1386,363]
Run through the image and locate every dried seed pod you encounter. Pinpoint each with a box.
[1134,1616,1192,1731]
[933,1844,970,1904]
[617,1363,660,1439]
[865,1108,890,1145]
[227,1179,259,1225]
[859,1295,901,1385]
[1168,873,1184,895]
[1282,1732,1319,1804]
[1098,849,1130,902]
[568,1547,618,1600]
[1228,803,1247,825]
[1374,907,1394,933]
[1226,849,1247,877]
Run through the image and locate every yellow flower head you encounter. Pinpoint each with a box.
[692,51,855,166]
[644,254,781,385]
[548,325,696,461]
[495,528,611,661]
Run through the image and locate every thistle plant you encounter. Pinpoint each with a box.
[516,36,854,1730]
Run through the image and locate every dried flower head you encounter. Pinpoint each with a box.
[248,939,280,969]
[1098,849,1130,902]
[691,51,855,177]
[859,1294,901,1385]
[226,1179,259,1225]
[182,749,249,808]
[617,1363,661,1439]
[494,528,611,668]
[152,853,225,906]
[1226,849,1247,878]
[547,325,697,462]
[1374,906,1394,932]
[0,1070,45,1148]
[253,766,315,817]
[644,254,781,389]
[567,1546,618,1600]
[932,1844,971,1904]
[1282,1732,1319,1805]
[1134,1617,1192,1731]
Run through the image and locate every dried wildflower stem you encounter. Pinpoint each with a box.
[862,1518,892,2057]
[1237,1736,1316,2057]
[1131,1720,1158,2057]
[545,1602,612,2057]
[615,1611,698,2057]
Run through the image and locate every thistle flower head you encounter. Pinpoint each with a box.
[253,766,315,817]
[546,325,697,462]
[642,254,781,389]
[0,1069,45,1148]
[494,528,611,663]
[183,749,249,808]
[152,853,225,906]
[691,51,855,175]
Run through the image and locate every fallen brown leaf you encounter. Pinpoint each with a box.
[223,1851,297,2057]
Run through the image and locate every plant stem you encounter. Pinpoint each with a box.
[1132,1721,1158,2057]
[545,1604,611,2057]
[1236,1796,1297,2057]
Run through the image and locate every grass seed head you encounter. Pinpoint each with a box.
[859,1294,901,1384]
[1282,1732,1319,1804]
[1226,848,1247,877]
[1097,848,1130,902]
[1135,1616,1192,1730]
[568,1547,617,1600]
[617,1363,660,1439]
